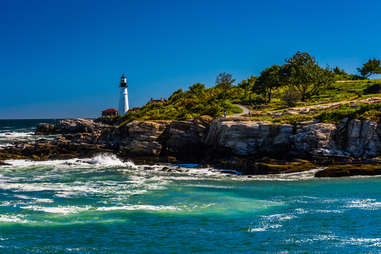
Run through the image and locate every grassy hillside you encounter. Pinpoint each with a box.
[109,51,381,125]
[111,79,381,126]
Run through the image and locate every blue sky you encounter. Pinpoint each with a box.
[0,0,380,119]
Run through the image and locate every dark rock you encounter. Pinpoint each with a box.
[315,164,381,177]
[0,161,10,166]
[36,118,108,135]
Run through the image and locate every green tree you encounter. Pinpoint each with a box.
[253,65,281,103]
[168,89,184,104]
[188,83,206,99]
[238,75,256,97]
[333,66,347,76]
[279,52,334,101]
[216,72,235,91]
[357,58,381,78]
[216,73,235,116]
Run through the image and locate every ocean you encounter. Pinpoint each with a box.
[0,120,381,253]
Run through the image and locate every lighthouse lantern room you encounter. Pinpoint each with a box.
[119,74,129,115]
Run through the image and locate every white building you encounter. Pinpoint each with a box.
[118,74,129,115]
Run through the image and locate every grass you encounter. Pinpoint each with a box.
[316,102,381,123]
[246,79,381,124]
[249,114,314,124]
[227,105,243,115]
[248,102,381,125]
[260,79,381,110]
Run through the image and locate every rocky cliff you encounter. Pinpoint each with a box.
[204,118,381,159]
[3,116,381,177]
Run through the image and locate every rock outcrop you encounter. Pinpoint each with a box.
[33,117,381,160]
[205,120,293,156]
[334,118,381,158]
[121,120,169,156]
[292,123,337,156]
[1,116,378,177]
[36,118,107,135]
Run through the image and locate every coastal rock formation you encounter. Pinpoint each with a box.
[36,118,107,135]
[292,123,337,156]
[163,116,212,157]
[121,120,169,156]
[33,117,381,160]
[0,116,374,177]
[334,118,381,158]
[205,120,293,156]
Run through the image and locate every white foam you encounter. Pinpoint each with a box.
[315,209,343,214]
[294,208,308,214]
[261,213,297,221]
[96,205,179,212]
[4,154,138,170]
[87,154,135,168]
[242,167,325,181]
[0,214,29,223]
[13,195,54,203]
[248,224,282,232]
[345,199,381,210]
[0,131,34,139]
[20,204,180,214]
[248,212,296,233]
[3,153,327,182]
[21,205,92,215]
[346,237,381,244]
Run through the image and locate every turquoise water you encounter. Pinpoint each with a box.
[1,120,381,253]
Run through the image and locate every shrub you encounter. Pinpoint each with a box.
[281,87,301,107]
[363,83,381,94]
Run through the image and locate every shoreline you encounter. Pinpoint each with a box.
[2,117,381,178]
[3,153,381,181]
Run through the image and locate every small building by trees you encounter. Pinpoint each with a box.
[102,108,118,118]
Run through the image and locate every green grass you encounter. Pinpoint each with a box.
[316,102,381,123]
[249,114,314,124]
[105,79,381,124]
[227,105,243,115]
[248,102,381,125]
[259,79,381,110]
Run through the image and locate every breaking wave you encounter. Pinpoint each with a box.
[3,153,137,170]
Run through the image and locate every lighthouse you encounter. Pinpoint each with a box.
[118,74,129,115]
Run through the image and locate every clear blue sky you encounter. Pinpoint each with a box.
[0,0,380,119]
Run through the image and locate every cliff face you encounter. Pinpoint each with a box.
[34,117,381,160]
[205,119,381,159]
[34,117,212,162]
[0,116,375,176]
[334,118,381,158]
[205,120,294,156]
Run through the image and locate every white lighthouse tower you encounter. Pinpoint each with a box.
[118,74,129,115]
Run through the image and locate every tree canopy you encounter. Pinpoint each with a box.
[279,51,334,101]
[357,58,381,78]
[253,65,281,103]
